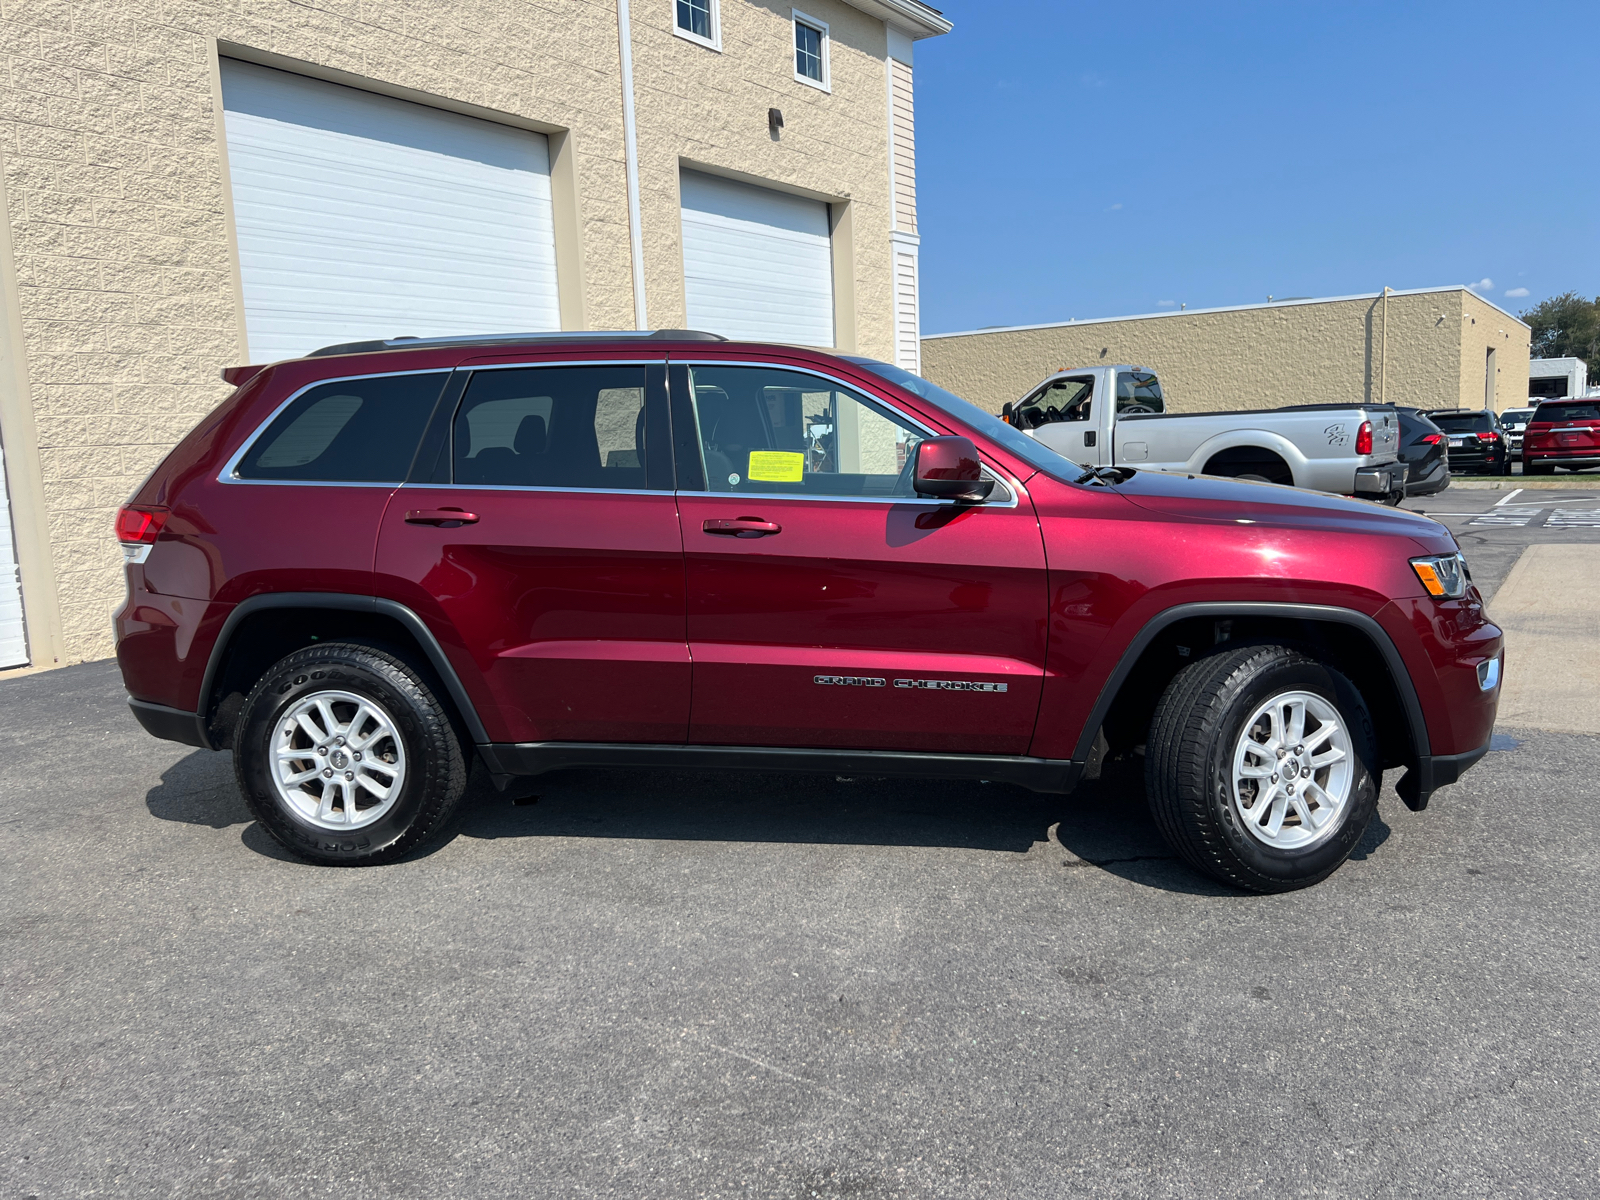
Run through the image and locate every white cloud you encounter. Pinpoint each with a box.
[1105,202,1122,211]
[1157,300,1176,307]
[1504,287,1530,298]
[1468,277,1493,291]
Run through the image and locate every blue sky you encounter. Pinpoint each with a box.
[913,1,1599,335]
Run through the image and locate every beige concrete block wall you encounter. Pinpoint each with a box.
[920,289,1529,418]
[1458,290,1532,412]
[630,0,895,358]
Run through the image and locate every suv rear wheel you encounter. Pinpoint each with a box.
[234,642,468,866]
[1145,644,1379,893]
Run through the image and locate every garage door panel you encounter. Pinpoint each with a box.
[221,60,559,363]
[681,170,834,348]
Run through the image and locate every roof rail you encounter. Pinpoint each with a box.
[308,329,728,357]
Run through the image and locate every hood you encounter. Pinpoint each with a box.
[1105,469,1448,544]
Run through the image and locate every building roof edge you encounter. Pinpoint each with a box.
[841,0,952,38]
[926,286,1532,340]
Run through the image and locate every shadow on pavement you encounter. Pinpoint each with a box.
[456,753,1232,896]
[143,745,1295,895]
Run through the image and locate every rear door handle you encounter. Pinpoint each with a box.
[703,517,781,537]
[405,507,479,527]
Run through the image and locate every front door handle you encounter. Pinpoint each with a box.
[703,516,782,537]
[405,507,479,527]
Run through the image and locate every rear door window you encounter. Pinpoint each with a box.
[452,365,655,489]
[235,371,447,482]
[1115,371,1164,414]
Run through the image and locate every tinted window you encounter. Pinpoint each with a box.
[842,357,1086,483]
[1534,402,1600,422]
[686,365,923,498]
[453,366,651,489]
[1429,412,1494,432]
[1115,370,1165,414]
[235,372,446,482]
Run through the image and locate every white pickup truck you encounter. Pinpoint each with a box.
[1004,365,1405,502]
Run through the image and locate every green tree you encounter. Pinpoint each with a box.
[1522,291,1600,366]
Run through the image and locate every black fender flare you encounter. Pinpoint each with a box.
[1073,600,1435,805]
[195,593,490,749]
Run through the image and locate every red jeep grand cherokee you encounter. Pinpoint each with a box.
[115,332,1502,891]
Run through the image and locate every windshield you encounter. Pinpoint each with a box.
[842,357,1086,482]
[1499,409,1535,426]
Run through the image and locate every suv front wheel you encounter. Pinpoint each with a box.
[1145,644,1379,892]
[234,643,468,866]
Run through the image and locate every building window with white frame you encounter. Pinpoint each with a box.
[793,10,829,90]
[675,0,720,50]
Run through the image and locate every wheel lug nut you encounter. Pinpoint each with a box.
[322,768,333,778]
[1294,744,1304,754]
[1286,784,1295,794]
[344,771,354,781]
[335,737,345,747]
[317,746,327,756]
[1270,773,1278,783]
[1276,747,1286,758]
[352,751,362,761]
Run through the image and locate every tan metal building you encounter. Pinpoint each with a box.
[0,0,950,670]
[922,286,1532,419]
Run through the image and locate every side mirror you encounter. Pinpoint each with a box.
[913,436,995,502]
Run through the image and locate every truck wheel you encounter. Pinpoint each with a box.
[1146,644,1379,893]
[234,642,468,866]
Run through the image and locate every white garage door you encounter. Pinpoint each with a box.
[220,60,561,363]
[0,439,27,669]
[680,171,834,347]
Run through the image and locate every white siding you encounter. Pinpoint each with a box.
[893,242,920,373]
[0,436,27,669]
[889,59,917,235]
[680,170,835,347]
[220,60,561,363]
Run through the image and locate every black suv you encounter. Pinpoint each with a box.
[1423,410,1510,476]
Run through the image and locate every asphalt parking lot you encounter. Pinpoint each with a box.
[5,496,1599,1199]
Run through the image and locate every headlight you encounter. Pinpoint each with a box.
[1411,552,1469,599]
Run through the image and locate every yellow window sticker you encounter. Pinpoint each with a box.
[746,451,804,482]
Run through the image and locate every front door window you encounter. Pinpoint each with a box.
[682,364,925,497]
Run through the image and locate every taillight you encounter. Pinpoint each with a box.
[1475,431,1500,443]
[116,505,168,564]
[1356,421,1373,455]
[1420,433,1442,446]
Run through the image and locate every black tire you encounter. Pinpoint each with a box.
[1525,461,1551,476]
[234,642,469,866]
[1145,644,1379,893]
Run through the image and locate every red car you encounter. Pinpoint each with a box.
[1521,398,1600,474]
[115,333,1502,892]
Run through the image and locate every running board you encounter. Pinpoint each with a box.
[478,742,1083,794]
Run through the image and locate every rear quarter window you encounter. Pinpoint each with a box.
[234,372,448,482]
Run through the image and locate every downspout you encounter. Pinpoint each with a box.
[616,0,648,329]
[1380,286,1390,405]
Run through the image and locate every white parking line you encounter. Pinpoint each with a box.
[1493,488,1524,507]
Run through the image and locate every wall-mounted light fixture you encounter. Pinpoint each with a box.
[768,107,784,135]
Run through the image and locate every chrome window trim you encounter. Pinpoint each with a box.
[217,367,454,487]
[398,483,676,498]
[670,359,1025,508]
